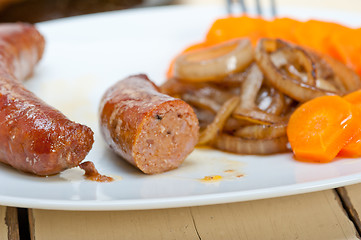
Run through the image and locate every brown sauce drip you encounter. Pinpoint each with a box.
[79,161,114,182]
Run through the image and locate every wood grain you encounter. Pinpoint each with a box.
[190,190,358,240]
[341,184,361,233]
[0,206,20,240]
[30,190,358,240]
[5,207,19,240]
[29,207,200,240]
[0,206,7,240]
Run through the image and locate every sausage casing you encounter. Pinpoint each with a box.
[99,74,199,174]
[0,23,94,175]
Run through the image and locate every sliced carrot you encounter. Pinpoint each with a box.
[338,90,361,157]
[287,95,360,163]
[338,131,361,158]
[329,28,361,76]
[265,17,300,43]
[167,16,361,80]
[205,16,267,46]
[344,89,361,109]
[293,20,347,55]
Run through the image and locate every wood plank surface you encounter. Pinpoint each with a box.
[29,207,199,240]
[5,207,19,240]
[190,190,357,240]
[30,190,358,240]
[341,184,361,233]
[15,1,361,240]
[0,206,19,240]
[0,206,7,240]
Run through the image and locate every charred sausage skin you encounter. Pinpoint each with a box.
[0,23,94,175]
[99,74,199,174]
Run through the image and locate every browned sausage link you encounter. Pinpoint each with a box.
[99,74,199,174]
[0,23,94,176]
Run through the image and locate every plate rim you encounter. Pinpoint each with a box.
[2,4,361,211]
[1,171,361,210]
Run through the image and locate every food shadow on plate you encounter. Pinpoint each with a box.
[98,143,143,177]
[0,162,40,179]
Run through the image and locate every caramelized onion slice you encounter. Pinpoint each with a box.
[271,47,316,85]
[223,117,251,132]
[255,38,337,102]
[193,107,216,129]
[173,38,253,82]
[161,78,236,103]
[160,77,208,96]
[182,93,221,113]
[194,106,250,132]
[257,87,285,115]
[214,134,290,155]
[233,64,285,124]
[220,71,247,87]
[198,96,240,145]
[233,109,285,125]
[195,86,236,104]
[315,78,338,92]
[238,64,263,109]
[323,54,361,93]
[234,123,287,139]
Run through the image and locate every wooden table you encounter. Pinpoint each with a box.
[3,0,361,239]
[2,186,361,239]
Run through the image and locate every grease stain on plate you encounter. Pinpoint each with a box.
[200,175,223,182]
[168,148,245,182]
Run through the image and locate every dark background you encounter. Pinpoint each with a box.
[0,0,174,23]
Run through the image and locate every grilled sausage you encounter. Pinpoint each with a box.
[0,23,94,175]
[99,74,199,174]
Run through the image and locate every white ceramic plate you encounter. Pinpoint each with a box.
[1,5,361,211]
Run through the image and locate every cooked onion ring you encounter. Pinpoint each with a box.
[271,47,316,85]
[198,96,240,145]
[233,109,285,125]
[194,107,250,131]
[214,134,290,155]
[238,64,263,108]
[182,93,221,113]
[255,38,337,102]
[173,38,253,82]
[257,86,285,115]
[232,64,285,124]
[323,54,361,93]
[223,117,250,132]
[234,123,287,139]
[162,36,360,156]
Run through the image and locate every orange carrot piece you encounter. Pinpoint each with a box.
[338,90,361,157]
[205,16,267,46]
[167,16,361,80]
[338,131,361,158]
[329,28,361,76]
[265,17,300,43]
[344,89,361,109]
[293,20,347,55]
[287,95,360,163]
